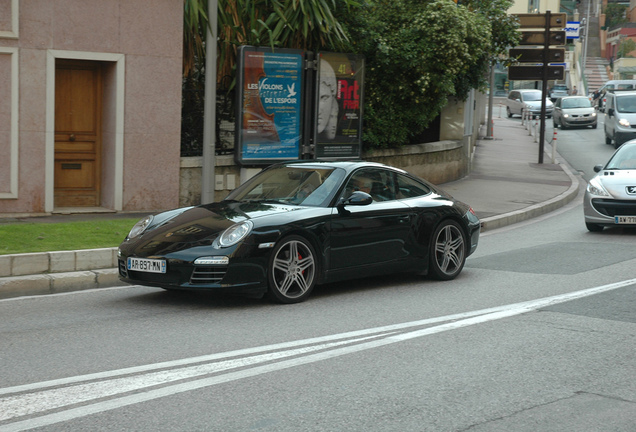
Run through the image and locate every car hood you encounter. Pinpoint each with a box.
[561,107,595,115]
[525,100,553,109]
[596,170,636,199]
[121,201,310,256]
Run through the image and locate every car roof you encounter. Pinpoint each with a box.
[276,160,409,175]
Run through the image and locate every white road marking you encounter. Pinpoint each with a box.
[1,278,635,431]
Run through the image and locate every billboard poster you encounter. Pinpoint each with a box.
[236,46,304,164]
[314,52,365,159]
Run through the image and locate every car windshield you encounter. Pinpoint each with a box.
[522,91,542,101]
[561,98,592,109]
[226,165,346,207]
[553,85,567,91]
[616,96,636,113]
[605,145,636,170]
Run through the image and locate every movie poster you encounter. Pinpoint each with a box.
[236,47,304,164]
[314,52,365,159]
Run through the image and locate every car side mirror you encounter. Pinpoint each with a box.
[336,191,373,214]
[341,191,372,206]
[608,108,614,116]
[593,164,604,173]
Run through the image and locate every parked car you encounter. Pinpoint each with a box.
[603,91,636,149]
[552,96,597,129]
[596,79,636,111]
[584,140,636,231]
[549,84,569,101]
[506,89,553,118]
[118,161,481,303]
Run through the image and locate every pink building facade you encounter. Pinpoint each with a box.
[0,0,183,216]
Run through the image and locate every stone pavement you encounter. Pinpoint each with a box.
[0,116,581,299]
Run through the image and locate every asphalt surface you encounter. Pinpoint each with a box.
[0,116,581,299]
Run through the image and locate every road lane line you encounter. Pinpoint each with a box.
[1,278,635,431]
[0,333,391,422]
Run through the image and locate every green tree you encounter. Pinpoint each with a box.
[183,0,354,82]
[618,38,636,58]
[338,0,518,148]
[605,4,628,30]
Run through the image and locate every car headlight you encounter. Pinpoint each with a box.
[586,177,611,197]
[591,112,597,117]
[563,114,570,118]
[217,221,253,247]
[619,118,631,127]
[128,215,154,239]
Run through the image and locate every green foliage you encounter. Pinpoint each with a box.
[337,0,518,148]
[182,0,521,151]
[605,4,628,30]
[618,38,636,58]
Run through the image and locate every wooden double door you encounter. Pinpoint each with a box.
[54,60,103,208]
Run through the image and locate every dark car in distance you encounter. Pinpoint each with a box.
[118,161,480,303]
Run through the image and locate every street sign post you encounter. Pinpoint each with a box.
[509,48,565,63]
[509,11,566,164]
[508,65,564,81]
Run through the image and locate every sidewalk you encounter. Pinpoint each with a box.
[0,116,581,299]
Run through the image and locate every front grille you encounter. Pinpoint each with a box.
[190,266,228,284]
[591,199,636,217]
[119,260,128,278]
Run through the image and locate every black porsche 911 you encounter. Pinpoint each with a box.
[118,161,480,303]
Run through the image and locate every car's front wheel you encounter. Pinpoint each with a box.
[429,220,466,280]
[506,106,513,118]
[586,222,604,232]
[267,235,317,304]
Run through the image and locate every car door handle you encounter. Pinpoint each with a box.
[398,215,411,223]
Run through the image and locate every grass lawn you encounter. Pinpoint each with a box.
[0,219,139,255]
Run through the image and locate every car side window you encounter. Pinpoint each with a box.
[396,174,431,199]
[341,169,396,202]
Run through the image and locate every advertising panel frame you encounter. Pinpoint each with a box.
[313,52,365,160]
[235,46,305,165]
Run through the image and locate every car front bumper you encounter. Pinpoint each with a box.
[562,116,597,127]
[583,192,636,226]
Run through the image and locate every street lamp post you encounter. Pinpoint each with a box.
[581,0,592,94]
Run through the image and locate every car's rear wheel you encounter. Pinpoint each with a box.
[429,220,466,280]
[267,235,317,304]
[586,222,604,232]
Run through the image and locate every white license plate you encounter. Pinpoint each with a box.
[127,257,166,273]
[615,216,636,224]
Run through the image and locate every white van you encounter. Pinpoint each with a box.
[603,90,636,148]
[597,80,636,111]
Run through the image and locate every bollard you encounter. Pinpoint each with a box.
[552,129,557,163]
[534,118,539,142]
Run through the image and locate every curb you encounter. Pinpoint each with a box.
[480,160,581,231]
[0,157,582,300]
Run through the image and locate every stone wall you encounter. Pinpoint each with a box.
[179,139,469,207]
